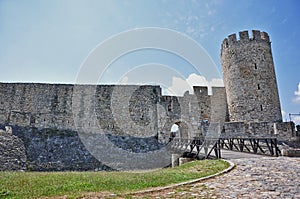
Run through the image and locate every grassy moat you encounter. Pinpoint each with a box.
[0,159,229,199]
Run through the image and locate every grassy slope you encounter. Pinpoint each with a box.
[0,159,229,199]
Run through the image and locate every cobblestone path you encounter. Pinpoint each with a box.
[82,156,300,199]
[130,157,300,199]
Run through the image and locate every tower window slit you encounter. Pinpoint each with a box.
[168,104,172,111]
[260,105,263,111]
[258,84,260,90]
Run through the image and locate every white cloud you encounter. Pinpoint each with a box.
[186,26,196,34]
[281,110,288,122]
[165,73,223,96]
[282,110,300,125]
[293,116,300,126]
[165,76,191,96]
[186,73,207,86]
[293,82,300,103]
[119,76,129,84]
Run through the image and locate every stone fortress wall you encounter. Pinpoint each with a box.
[0,83,227,137]
[0,30,297,171]
[0,82,228,171]
[0,83,74,129]
[158,86,228,139]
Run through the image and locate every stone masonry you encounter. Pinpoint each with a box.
[0,30,296,171]
[221,30,282,123]
[0,83,227,170]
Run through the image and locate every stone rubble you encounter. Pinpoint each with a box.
[0,133,26,171]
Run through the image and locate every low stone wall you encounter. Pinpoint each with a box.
[224,122,245,134]
[179,157,194,166]
[223,121,295,140]
[281,148,300,157]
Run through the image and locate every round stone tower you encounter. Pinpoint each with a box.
[221,30,282,122]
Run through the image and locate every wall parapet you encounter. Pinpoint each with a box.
[222,30,270,49]
[223,121,295,141]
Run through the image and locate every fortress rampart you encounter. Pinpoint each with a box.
[0,83,227,136]
[0,83,228,171]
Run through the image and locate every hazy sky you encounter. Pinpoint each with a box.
[0,0,299,123]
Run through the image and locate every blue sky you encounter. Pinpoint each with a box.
[0,0,299,123]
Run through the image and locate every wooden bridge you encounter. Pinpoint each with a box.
[168,133,281,159]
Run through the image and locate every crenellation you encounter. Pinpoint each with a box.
[260,31,270,42]
[221,38,229,51]
[239,30,249,41]
[223,30,270,50]
[252,30,261,40]
[211,87,228,123]
[227,33,237,45]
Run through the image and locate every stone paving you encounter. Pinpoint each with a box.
[129,156,300,199]
[82,156,300,199]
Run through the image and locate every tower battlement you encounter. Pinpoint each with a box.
[222,30,270,49]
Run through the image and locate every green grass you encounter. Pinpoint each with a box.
[0,159,229,199]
